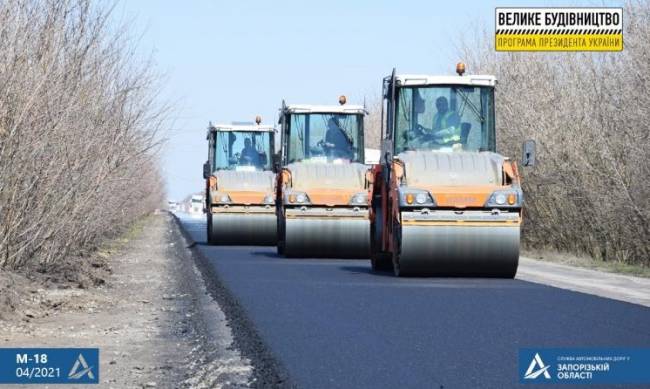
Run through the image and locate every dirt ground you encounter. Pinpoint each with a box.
[0,214,252,388]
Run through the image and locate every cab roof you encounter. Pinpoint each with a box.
[395,74,496,87]
[283,104,367,115]
[209,123,276,133]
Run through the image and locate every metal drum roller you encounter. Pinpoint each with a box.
[210,213,277,245]
[395,224,519,277]
[284,217,370,258]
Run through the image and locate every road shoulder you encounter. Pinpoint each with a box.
[171,214,292,389]
[517,256,650,307]
[0,214,253,388]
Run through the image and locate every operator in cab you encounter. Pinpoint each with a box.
[414,95,462,146]
[432,96,460,141]
[322,117,353,159]
[239,137,261,167]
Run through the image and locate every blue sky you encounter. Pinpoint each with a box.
[117,0,619,200]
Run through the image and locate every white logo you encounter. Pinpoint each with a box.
[68,353,95,380]
[524,353,551,380]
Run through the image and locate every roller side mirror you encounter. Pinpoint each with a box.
[203,161,211,179]
[272,153,281,172]
[522,139,536,167]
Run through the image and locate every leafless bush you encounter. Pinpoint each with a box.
[457,1,650,265]
[0,0,166,270]
[364,95,382,149]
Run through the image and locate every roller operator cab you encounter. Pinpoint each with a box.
[370,65,526,277]
[203,120,278,245]
[276,98,371,258]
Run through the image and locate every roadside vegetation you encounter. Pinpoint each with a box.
[456,1,649,268]
[0,0,166,272]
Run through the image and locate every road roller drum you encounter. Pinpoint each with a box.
[283,216,370,258]
[210,212,277,245]
[394,224,519,277]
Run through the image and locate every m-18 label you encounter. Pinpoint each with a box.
[0,348,99,384]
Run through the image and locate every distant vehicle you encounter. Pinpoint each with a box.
[190,195,204,215]
[167,201,178,212]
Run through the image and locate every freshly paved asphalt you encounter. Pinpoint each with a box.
[178,214,650,389]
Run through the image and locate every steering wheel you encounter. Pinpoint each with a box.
[307,140,323,156]
[229,153,240,165]
[414,126,437,142]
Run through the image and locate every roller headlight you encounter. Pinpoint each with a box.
[398,188,435,207]
[495,194,506,205]
[350,193,368,205]
[212,193,231,204]
[486,189,522,208]
[263,195,275,204]
[415,193,428,204]
[286,192,310,204]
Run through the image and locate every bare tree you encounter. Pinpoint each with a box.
[364,94,382,149]
[457,1,650,266]
[0,0,166,270]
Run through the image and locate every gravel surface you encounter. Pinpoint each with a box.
[0,214,253,388]
[171,215,291,389]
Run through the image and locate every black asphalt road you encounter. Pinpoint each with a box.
[178,215,650,389]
